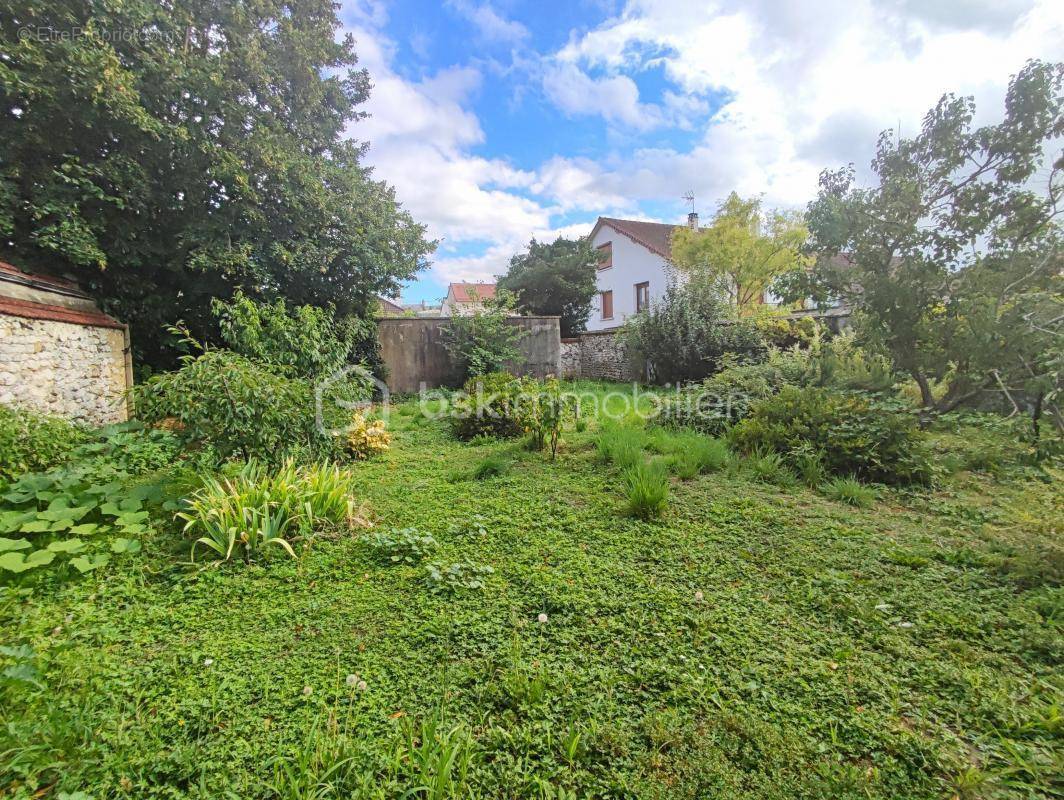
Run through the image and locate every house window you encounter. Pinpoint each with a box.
[635,281,649,313]
[596,242,612,269]
[600,290,613,320]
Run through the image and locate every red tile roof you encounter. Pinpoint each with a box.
[0,260,83,292]
[595,217,678,258]
[449,282,496,303]
[0,295,124,329]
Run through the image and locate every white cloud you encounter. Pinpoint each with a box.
[544,0,1064,208]
[342,0,1064,292]
[543,63,664,130]
[345,22,561,287]
[447,0,530,43]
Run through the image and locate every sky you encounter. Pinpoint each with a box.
[339,0,1064,304]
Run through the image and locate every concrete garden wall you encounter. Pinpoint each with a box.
[377,316,561,393]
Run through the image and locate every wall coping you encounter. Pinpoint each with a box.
[0,296,125,329]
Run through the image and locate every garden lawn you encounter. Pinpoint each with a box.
[2,384,1062,799]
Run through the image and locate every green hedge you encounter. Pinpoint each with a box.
[729,386,932,484]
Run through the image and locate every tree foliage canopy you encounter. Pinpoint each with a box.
[782,59,1063,427]
[0,0,433,367]
[671,193,810,312]
[625,283,766,385]
[497,237,599,337]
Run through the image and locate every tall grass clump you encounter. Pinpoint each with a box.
[622,460,669,519]
[792,448,827,488]
[178,460,364,563]
[668,435,730,479]
[822,476,877,507]
[745,448,797,487]
[472,454,510,480]
[596,425,647,469]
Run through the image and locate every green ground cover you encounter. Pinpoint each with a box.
[2,383,1061,799]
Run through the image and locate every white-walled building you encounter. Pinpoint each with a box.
[586,216,693,331]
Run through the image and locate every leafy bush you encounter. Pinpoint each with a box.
[658,351,808,434]
[822,476,877,507]
[625,284,766,384]
[369,527,438,565]
[441,299,523,381]
[73,422,182,475]
[448,372,525,441]
[0,462,160,577]
[177,461,364,563]
[425,561,494,594]
[521,377,574,459]
[136,347,361,465]
[730,386,932,484]
[345,413,390,460]
[0,404,88,482]
[753,313,819,349]
[622,460,669,519]
[806,332,895,393]
[212,290,375,379]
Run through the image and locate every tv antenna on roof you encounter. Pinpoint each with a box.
[682,190,696,212]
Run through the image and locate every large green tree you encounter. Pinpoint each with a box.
[497,236,598,337]
[0,0,433,367]
[785,60,1063,426]
[671,193,810,313]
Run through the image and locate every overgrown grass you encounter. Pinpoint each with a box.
[822,475,877,507]
[2,384,1062,799]
[621,459,670,519]
[471,454,510,480]
[595,424,647,468]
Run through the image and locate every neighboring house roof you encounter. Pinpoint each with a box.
[592,217,677,259]
[0,295,124,329]
[448,282,496,303]
[375,295,405,315]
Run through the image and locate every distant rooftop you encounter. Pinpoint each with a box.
[448,282,496,303]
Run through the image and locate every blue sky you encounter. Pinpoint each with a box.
[339,0,1063,304]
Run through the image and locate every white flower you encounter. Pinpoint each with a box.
[537,613,548,624]
[204,658,214,667]
[694,591,704,602]
[345,673,359,687]
[302,685,313,696]
[356,680,368,691]
[898,621,914,629]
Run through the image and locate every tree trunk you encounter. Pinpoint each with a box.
[1031,392,1043,442]
[911,369,935,427]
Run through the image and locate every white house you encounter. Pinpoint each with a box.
[586,215,696,331]
[440,282,496,317]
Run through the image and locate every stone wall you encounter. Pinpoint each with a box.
[1,261,131,426]
[0,315,130,425]
[377,316,561,393]
[559,329,638,382]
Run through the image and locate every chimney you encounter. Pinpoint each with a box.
[687,211,699,230]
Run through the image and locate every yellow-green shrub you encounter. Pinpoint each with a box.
[346,413,391,459]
